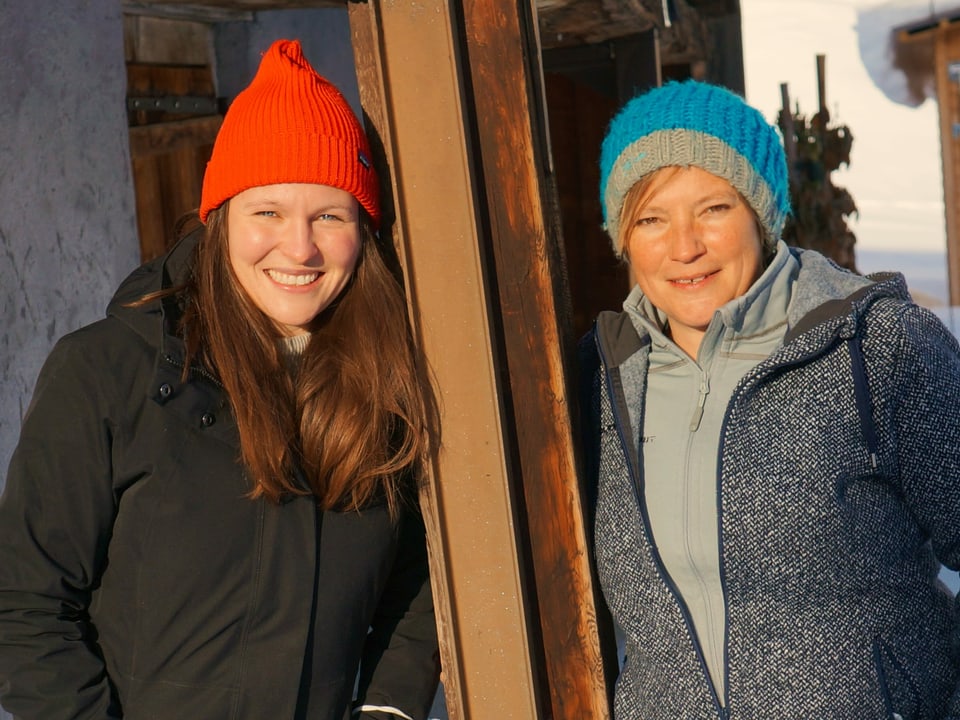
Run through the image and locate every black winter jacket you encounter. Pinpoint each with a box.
[0,233,439,720]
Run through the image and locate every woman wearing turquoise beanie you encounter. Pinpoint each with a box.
[581,79,960,718]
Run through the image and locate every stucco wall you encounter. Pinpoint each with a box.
[0,7,135,719]
[215,8,361,114]
[0,0,138,489]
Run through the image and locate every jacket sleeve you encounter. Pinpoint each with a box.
[353,504,440,720]
[886,304,960,718]
[0,329,122,719]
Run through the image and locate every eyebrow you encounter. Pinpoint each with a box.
[699,188,740,204]
[237,198,282,210]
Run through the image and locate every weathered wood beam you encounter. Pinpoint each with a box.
[538,0,661,47]
[460,0,616,716]
[123,0,719,66]
[348,2,542,717]
[122,1,254,22]
[122,0,338,12]
[351,0,617,716]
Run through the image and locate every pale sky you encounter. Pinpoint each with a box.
[740,0,947,254]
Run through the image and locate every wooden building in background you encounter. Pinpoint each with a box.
[119,1,744,716]
[891,6,960,305]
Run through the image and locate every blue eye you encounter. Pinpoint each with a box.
[316,211,355,223]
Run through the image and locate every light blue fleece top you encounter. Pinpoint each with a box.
[623,241,799,700]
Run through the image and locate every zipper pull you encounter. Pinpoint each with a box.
[689,372,710,431]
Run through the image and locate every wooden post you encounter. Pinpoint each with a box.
[780,82,797,185]
[348,2,543,717]
[816,53,827,116]
[348,0,615,716]
[459,0,616,716]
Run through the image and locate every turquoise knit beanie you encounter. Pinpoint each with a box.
[599,79,790,256]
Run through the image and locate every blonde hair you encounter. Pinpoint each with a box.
[616,167,682,258]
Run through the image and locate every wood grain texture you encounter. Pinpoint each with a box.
[349,2,541,717]
[460,0,617,716]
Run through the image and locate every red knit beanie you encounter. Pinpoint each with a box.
[199,39,380,227]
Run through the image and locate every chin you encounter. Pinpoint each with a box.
[267,313,317,334]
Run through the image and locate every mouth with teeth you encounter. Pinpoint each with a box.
[670,270,716,287]
[265,269,321,287]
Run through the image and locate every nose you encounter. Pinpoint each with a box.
[282,219,321,264]
[667,217,705,263]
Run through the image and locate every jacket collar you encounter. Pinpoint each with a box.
[106,225,203,360]
[783,247,908,343]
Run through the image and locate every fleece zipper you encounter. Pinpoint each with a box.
[595,333,728,717]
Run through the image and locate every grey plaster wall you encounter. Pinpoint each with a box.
[0,6,137,719]
[0,0,138,486]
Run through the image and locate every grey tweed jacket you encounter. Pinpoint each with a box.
[582,248,960,719]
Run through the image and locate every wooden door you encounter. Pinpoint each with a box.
[125,16,221,262]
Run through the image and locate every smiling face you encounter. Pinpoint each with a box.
[624,166,764,357]
[226,183,362,336]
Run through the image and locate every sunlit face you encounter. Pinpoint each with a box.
[227,183,362,336]
[624,166,764,356]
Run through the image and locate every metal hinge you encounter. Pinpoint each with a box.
[127,95,218,115]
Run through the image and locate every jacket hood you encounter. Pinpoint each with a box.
[783,246,910,343]
[106,227,202,348]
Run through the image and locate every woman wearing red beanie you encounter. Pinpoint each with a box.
[0,39,440,719]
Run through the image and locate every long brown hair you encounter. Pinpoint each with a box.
[179,204,435,516]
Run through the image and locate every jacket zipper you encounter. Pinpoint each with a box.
[163,352,224,389]
[595,333,727,718]
[689,371,710,432]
